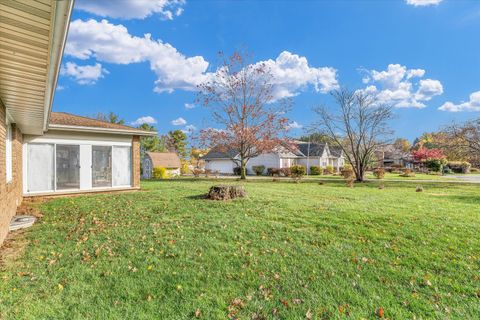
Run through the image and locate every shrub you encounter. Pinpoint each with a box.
[290,165,306,181]
[192,168,202,177]
[325,165,335,175]
[400,168,415,177]
[373,168,385,179]
[341,166,355,179]
[252,165,265,176]
[233,167,242,176]
[425,159,444,172]
[416,185,424,192]
[280,167,291,177]
[443,167,453,175]
[310,166,322,175]
[204,169,212,177]
[471,168,479,173]
[153,167,170,179]
[267,168,280,176]
[447,161,471,174]
[180,162,189,175]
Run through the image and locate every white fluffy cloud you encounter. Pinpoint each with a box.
[439,91,480,112]
[65,19,210,93]
[171,117,187,125]
[76,0,185,20]
[65,20,338,97]
[359,64,443,108]
[286,121,303,130]
[131,116,157,126]
[184,103,196,109]
[406,0,443,6]
[60,62,108,85]
[182,124,197,134]
[258,51,338,99]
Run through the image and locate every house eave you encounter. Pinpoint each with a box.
[47,124,158,136]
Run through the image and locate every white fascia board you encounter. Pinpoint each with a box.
[48,124,157,136]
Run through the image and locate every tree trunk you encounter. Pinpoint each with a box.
[240,158,247,180]
[355,164,365,182]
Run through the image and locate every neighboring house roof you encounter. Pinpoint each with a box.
[0,0,74,135]
[202,148,239,160]
[48,112,156,136]
[329,146,344,158]
[295,142,327,157]
[146,152,181,169]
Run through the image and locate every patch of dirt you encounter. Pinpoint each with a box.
[0,229,29,270]
[15,203,43,218]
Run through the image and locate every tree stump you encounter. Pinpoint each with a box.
[206,185,246,200]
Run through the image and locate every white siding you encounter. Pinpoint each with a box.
[246,153,280,174]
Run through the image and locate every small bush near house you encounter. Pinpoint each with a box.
[252,165,265,176]
[290,165,306,182]
[443,167,453,175]
[373,168,385,179]
[471,168,479,173]
[447,161,471,174]
[425,159,446,173]
[153,167,170,179]
[325,165,335,174]
[192,168,202,177]
[280,167,291,177]
[204,169,212,177]
[400,168,415,177]
[341,166,354,179]
[233,167,242,176]
[309,166,322,175]
[267,168,280,176]
[180,161,190,175]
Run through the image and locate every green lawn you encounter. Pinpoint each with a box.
[1,180,479,319]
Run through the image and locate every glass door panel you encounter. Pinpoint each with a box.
[56,145,80,190]
[92,146,112,187]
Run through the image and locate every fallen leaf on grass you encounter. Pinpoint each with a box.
[375,307,385,318]
[305,309,313,319]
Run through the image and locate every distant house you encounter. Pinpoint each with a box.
[203,142,345,175]
[142,152,182,178]
[376,145,413,168]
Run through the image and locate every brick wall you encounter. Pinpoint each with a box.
[132,135,140,188]
[0,103,23,245]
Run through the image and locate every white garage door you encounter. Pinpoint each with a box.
[206,160,234,174]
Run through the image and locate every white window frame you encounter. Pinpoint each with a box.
[5,116,13,183]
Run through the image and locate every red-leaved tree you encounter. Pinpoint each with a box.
[197,50,292,179]
[412,147,445,162]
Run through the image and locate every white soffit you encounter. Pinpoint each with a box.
[0,0,73,134]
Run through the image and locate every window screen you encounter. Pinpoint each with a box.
[112,146,131,186]
[27,144,54,192]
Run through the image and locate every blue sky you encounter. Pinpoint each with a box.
[53,0,480,141]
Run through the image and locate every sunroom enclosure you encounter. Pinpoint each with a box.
[23,132,133,195]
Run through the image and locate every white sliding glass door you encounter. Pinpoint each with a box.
[112,146,132,187]
[27,144,55,192]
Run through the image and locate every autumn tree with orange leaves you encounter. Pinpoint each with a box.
[197,51,292,179]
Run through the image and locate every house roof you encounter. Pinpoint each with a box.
[295,142,327,157]
[146,152,181,168]
[329,146,344,158]
[0,0,74,135]
[202,148,239,160]
[48,112,156,136]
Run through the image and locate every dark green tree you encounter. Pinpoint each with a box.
[167,130,188,159]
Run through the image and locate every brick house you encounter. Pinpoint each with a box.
[0,1,155,245]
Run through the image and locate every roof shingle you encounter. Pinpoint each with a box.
[49,112,151,132]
